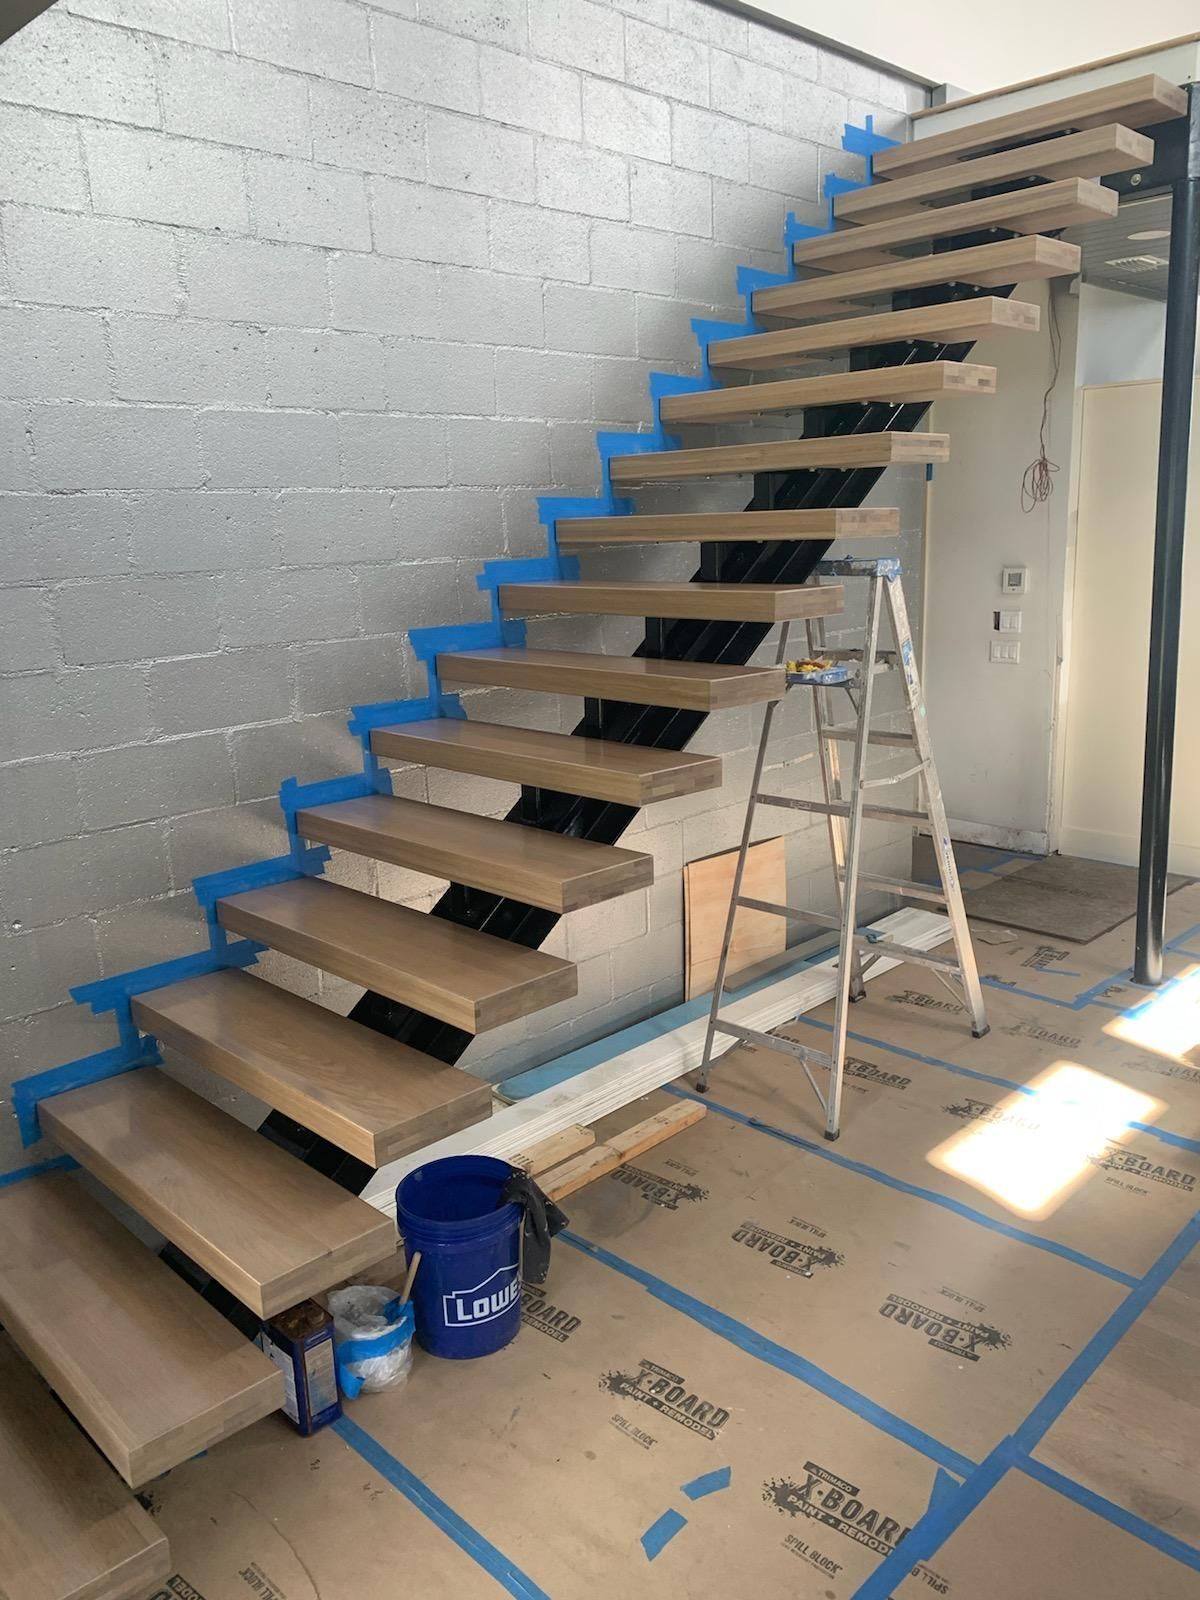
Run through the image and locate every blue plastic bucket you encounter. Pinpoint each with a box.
[396,1155,522,1360]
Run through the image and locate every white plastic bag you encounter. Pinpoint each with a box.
[328,1285,414,1398]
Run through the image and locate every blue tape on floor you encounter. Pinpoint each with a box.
[663,1085,1138,1288]
[681,1465,731,1501]
[641,1508,688,1560]
[788,1016,1200,1156]
[1018,1457,1200,1570]
[332,1415,552,1600]
[0,1153,78,1188]
[926,1466,961,1515]
[562,1230,975,1479]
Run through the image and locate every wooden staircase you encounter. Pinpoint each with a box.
[2,69,1186,1597]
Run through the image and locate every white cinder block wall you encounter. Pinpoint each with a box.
[0,0,926,1170]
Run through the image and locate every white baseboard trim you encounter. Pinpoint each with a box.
[361,907,951,1218]
[937,816,1048,855]
[1058,826,1200,878]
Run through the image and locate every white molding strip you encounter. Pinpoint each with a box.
[362,907,950,1218]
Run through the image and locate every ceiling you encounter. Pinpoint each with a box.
[1065,193,1173,302]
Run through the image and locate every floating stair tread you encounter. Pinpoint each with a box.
[371,718,722,806]
[296,793,652,914]
[437,647,787,712]
[661,363,995,425]
[0,1333,170,1600]
[754,238,1079,321]
[835,124,1153,222]
[874,73,1187,179]
[39,1070,398,1318]
[217,875,576,1033]
[498,578,846,623]
[709,296,1039,370]
[555,508,900,545]
[0,1172,283,1487]
[792,178,1116,271]
[132,968,492,1168]
[609,432,949,484]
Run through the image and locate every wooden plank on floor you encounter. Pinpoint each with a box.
[540,1102,708,1201]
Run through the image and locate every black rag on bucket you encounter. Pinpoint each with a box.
[499,1170,568,1286]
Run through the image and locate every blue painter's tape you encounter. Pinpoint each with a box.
[842,114,900,158]
[279,771,389,815]
[1018,1457,1200,1570]
[663,1085,1138,1288]
[70,941,261,1016]
[681,1465,731,1501]
[409,617,526,662]
[347,691,465,738]
[332,1415,552,1600]
[927,1466,961,1515]
[0,1153,78,1187]
[562,1230,975,1479]
[190,847,329,908]
[13,1041,161,1146]
[641,1508,688,1561]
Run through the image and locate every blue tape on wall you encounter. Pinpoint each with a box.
[13,1040,161,1146]
[0,1153,78,1188]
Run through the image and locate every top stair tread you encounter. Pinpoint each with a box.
[132,967,492,1167]
[370,717,722,806]
[437,646,787,711]
[216,875,576,1032]
[835,124,1153,222]
[296,792,652,913]
[39,1068,397,1318]
[792,177,1116,270]
[873,73,1187,179]
[0,1332,170,1600]
[555,508,900,544]
[0,1171,283,1487]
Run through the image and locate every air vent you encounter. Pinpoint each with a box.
[1104,253,1170,272]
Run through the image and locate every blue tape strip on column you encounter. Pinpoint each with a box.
[332,1415,552,1600]
[1018,1456,1200,1570]
[664,1084,1138,1286]
[641,1508,688,1560]
[562,1229,975,1478]
[13,1040,162,1146]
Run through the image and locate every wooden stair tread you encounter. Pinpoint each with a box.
[371,717,723,806]
[132,968,492,1167]
[40,1069,398,1318]
[836,124,1152,223]
[0,1333,170,1600]
[873,73,1186,179]
[754,238,1079,320]
[437,647,787,711]
[660,362,995,424]
[609,432,949,483]
[497,578,846,622]
[217,875,576,1033]
[709,296,1039,370]
[555,508,900,544]
[791,178,1116,271]
[0,1172,283,1487]
[296,792,652,913]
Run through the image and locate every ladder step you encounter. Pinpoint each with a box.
[835,124,1152,223]
[874,73,1186,179]
[296,793,652,913]
[0,1332,171,1600]
[609,432,949,483]
[554,507,900,545]
[754,238,1077,321]
[714,1019,833,1067]
[821,725,914,746]
[370,718,722,807]
[757,793,927,824]
[709,297,1038,371]
[132,968,492,1167]
[436,647,786,712]
[853,935,961,973]
[0,1172,283,1487]
[216,876,576,1033]
[39,1070,398,1318]
[856,871,948,905]
[791,179,1116,272]
[659,361,996,424]
[496,578,846,624]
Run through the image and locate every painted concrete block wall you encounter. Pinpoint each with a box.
[0,0,924,1169]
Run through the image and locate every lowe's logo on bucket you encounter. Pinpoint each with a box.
[443,1265,521,1327]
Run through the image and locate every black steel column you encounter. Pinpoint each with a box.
[1134,83,1200,986]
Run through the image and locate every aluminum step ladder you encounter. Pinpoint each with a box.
[695,555,988,1139]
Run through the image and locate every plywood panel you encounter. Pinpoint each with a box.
[684,836,787,1000]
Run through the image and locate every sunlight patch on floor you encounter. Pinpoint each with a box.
[1106,964,1200,1062]
[926,1062,1164,1219]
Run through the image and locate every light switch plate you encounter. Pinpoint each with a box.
[996,608,1022,632]
[990,639,1021,664]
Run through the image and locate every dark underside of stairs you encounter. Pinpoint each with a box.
[250,240,1020,1192]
